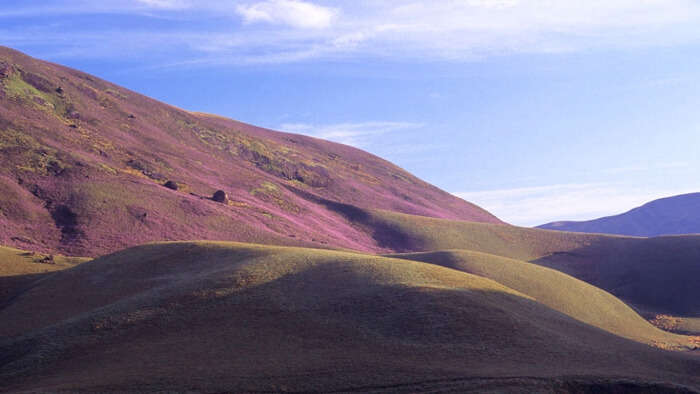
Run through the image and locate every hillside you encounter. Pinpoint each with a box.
[389,249,693,349]
[538,193,700,236]
[327,209,700,318]
[0,46,499,257]
[0,245,88,309]
[1,242,698,393]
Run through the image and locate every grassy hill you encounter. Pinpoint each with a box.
[0,46,498,258]
[389,249,694,349]
[538,193,700,236]
[1,242,698,392]
[331,209,700,318]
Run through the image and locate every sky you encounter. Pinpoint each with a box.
[2,0,700,226]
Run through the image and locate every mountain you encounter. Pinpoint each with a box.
[2,242,698,392]
[537,193,700,236]
[0,46,499,257]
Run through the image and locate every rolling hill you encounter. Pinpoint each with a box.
[0,46,498,258]
[538,193,700,236]
[361,209,700,318]
[389,249,693,349]
[1,242,698,393]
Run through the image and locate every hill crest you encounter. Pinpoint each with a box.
[538,192,700,236]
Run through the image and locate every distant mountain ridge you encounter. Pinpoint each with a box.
[0,46,499,256]
[538,192,700,236]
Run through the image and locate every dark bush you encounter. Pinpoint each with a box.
[164,180,178,190]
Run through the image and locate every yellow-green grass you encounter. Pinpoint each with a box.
[0,246,88,277]
[389,249,695,350]
[368,210,700,317]
[370,209,604,260]
[1,242,698,392]
[0,246,89,308]
[0,241,529,338]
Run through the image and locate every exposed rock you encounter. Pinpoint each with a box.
[0,62,10,79]
[212,190,228,203]
[35,255,55,264]
[164,180,179,191]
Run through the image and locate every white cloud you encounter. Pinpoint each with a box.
[280,121,423,147]
[236,0,337,29]
[6,1,700,64]
[455,183,699,227]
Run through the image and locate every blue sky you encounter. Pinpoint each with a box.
[3,0,700,226]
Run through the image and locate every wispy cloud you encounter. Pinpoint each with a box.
[456,183,699,227]
[236,0,337,29]
[5,1,700,65]
[280,121,423,147]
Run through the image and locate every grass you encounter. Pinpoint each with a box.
[0,128,71,175]
[2,68,71,121]
[0,245,88,277]
[366,209,700,317]
[1,241,698,392]
[250,181,301,213]
[389,249,695,349]
[0,246,90,312]
[370,209,599,260]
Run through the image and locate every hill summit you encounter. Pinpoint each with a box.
[538,193,700,237]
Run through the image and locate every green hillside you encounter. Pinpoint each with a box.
[1,242,698,392]
[366,210,700,316]
[390,249,694,349]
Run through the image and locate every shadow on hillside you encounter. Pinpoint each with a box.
[531,235,700,317]
[2,257,699,392]
[0,272,51,309]
[283,184,423,251]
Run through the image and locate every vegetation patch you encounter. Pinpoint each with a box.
[1,67,73,121]
[126,158,166,180]
[104,88,127,99]
[0,128,70,175]
[98,163,118,175]
[251,181,300,213]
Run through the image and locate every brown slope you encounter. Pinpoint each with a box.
[1,242,698,393]
[0,46,499,257]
